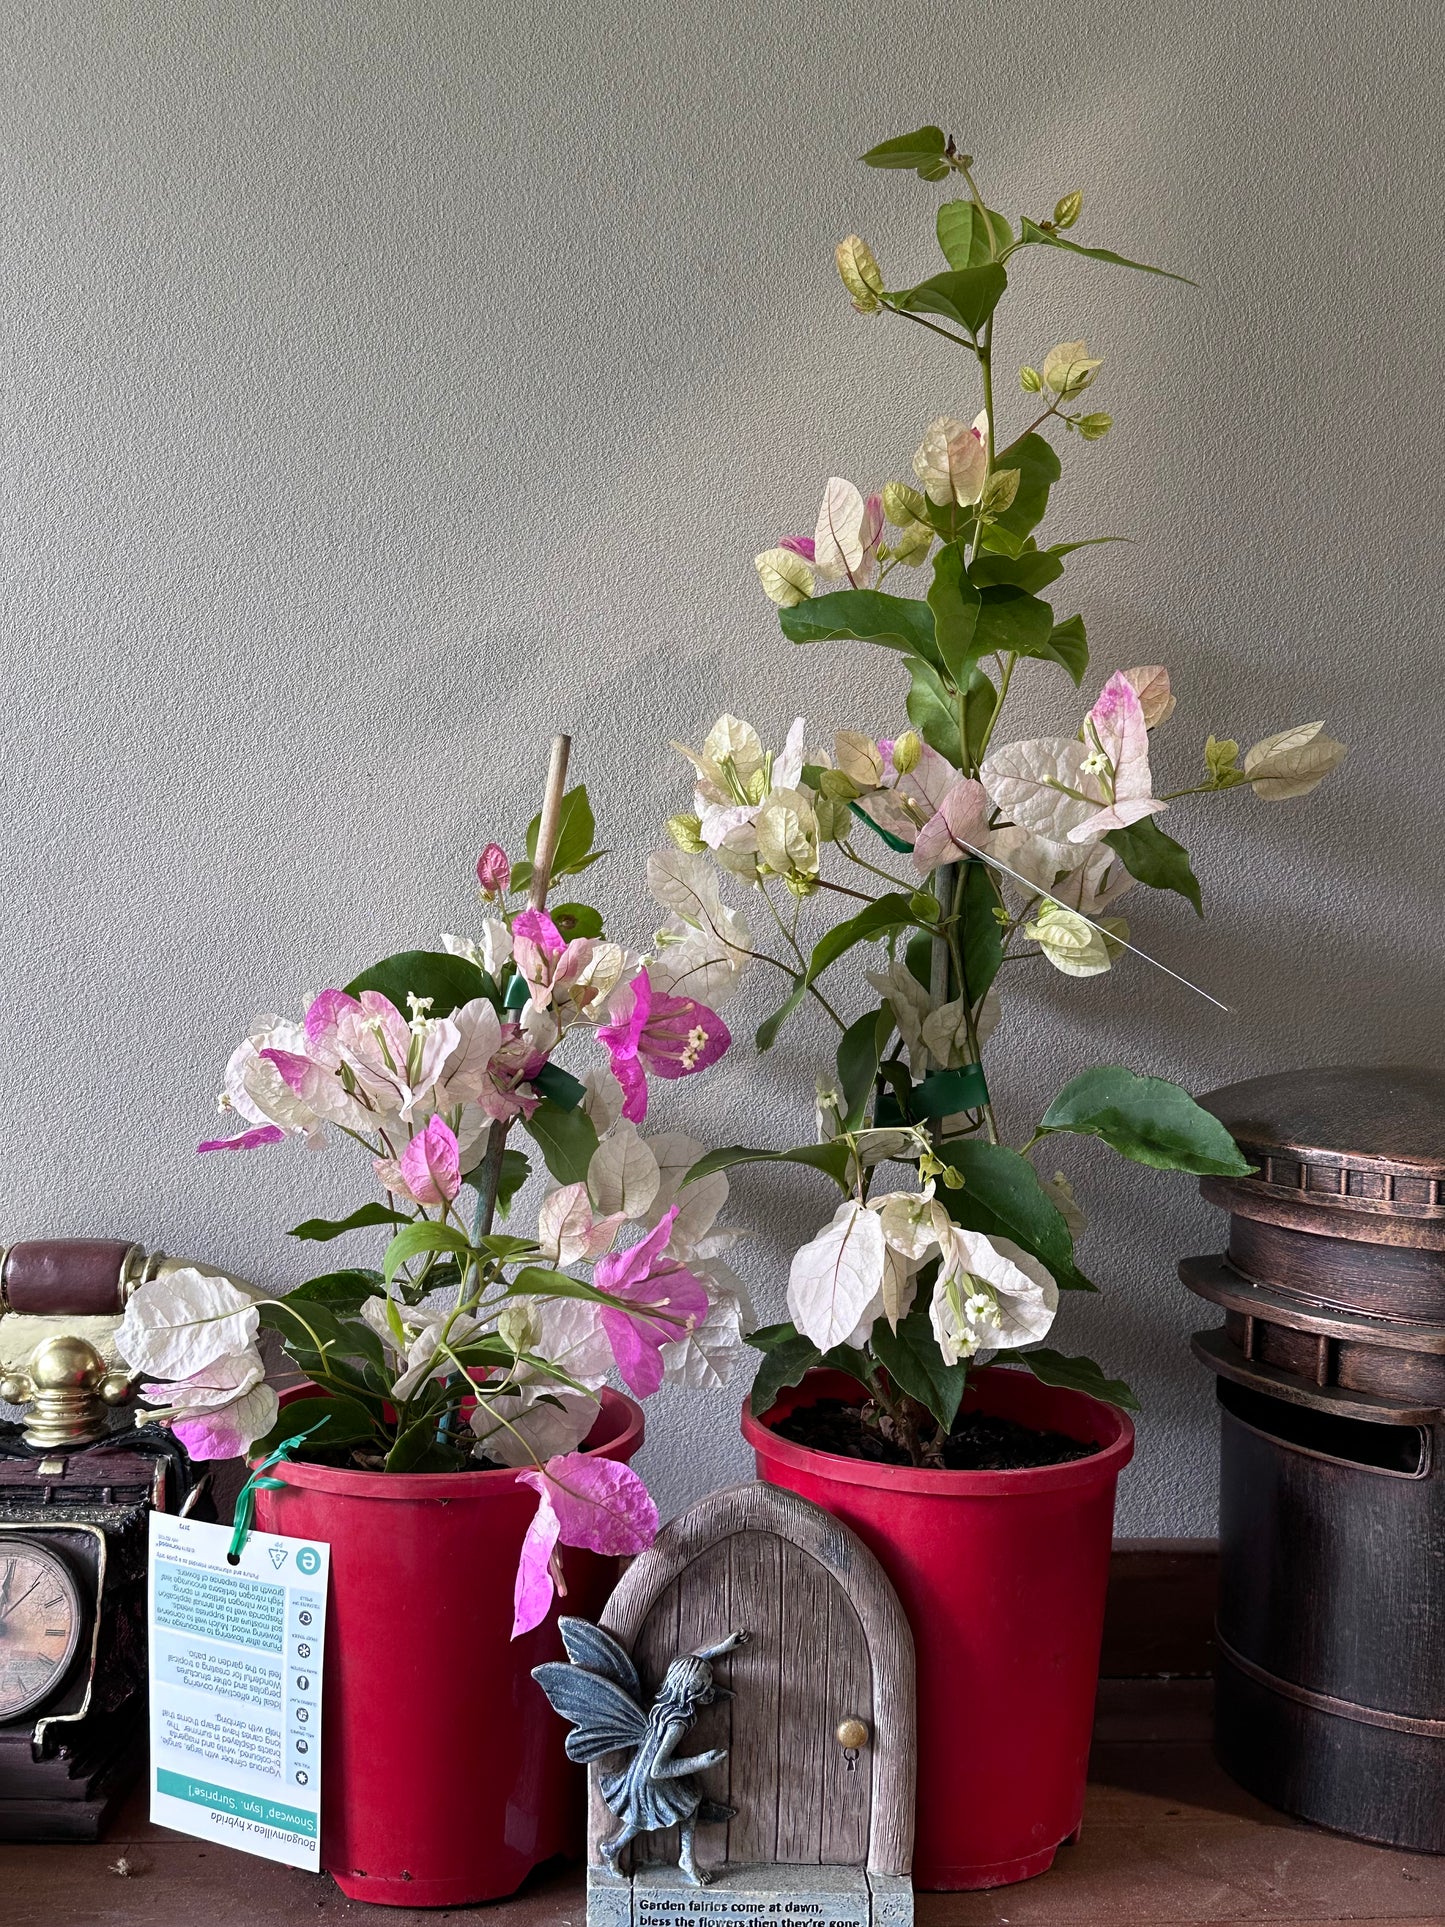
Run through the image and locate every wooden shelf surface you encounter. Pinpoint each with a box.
[9,1682,1445,1926]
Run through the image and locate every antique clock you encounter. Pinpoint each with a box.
[0,1238,211,1840]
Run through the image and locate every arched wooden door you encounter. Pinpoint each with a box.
[590,1481,915,1880]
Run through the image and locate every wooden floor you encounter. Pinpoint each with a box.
[9,1683,1445,1927]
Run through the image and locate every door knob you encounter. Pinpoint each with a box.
[836,1718,869,1750]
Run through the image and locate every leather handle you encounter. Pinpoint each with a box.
[2,1240,141,1316]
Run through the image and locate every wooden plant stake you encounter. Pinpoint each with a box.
[472,731,572,1241]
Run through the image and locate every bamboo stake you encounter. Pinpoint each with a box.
[471,734,573,1246]
[527,734,572,912]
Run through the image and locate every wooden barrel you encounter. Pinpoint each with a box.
[1183,1065,1445,1851]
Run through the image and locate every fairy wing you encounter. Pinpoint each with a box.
[531,1661,649,1763]
[558,1617,641,1698]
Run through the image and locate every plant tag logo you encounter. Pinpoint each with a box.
[267,1546,289,1570]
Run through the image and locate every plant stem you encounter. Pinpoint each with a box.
[880,300,979,356]
[470,1119,512,1244]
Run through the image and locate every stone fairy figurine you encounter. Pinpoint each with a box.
[532,1617,750,1885]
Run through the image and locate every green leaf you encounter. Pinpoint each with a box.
[837,1004,895,1131]
[382,1221,473,1287]
[531,1062,586,1110]
[862,125,948,175]
[972,585,1055,665]
[522,1098,600,1184]
[684,1141,855,1191]
[1039,1067,1255,1176]
[962,667,997,768]
[940,1141,1093,1292]
[756,974,808,1051]
[1015,1347,1140,1412]
[760,891,919,1052]
[956,859,1004,1000]
[258,1298,388,1375]
[476,1232,540,1261]
[344,950,493,1018]
[1103,817,1204,916]
[936,200,1014,267]
[905,656,960,762]
[285,1269,385,1312]
[1017,217,1196,285]
[985,433,1061,547]
[1042,614,1089,685]
[526,785,597,881]
[385,1406,461,1474]
[870,1299,967,1430]
[509,1265,614,1306]
[888,264,1007,337]
[927,544,981,682]
[969,547,1064,595]
[780,589,941,670]
[289,1202,412,1243]
[251,1395,378,1457]
[749,1332,824,1418]
[549,902,604,939]
[807,892,918,980]
[495,1148,532,1217]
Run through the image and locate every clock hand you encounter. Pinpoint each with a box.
[0,1577,42,1622]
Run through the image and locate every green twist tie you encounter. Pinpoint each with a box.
[227,1420,330,1564]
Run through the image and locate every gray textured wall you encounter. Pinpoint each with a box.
[1,1,1439,1531]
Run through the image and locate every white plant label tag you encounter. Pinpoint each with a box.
[147,1512,329,1870]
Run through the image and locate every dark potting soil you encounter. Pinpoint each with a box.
[773,1395,1101,1471]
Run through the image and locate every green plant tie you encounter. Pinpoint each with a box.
[226,1420,330,1563]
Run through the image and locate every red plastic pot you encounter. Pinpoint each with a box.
[253,1388,644,1907]
[743,1365,1133,1891]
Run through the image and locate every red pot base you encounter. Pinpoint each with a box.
[254,1388,644,1908]
[744,1367,1133,1893]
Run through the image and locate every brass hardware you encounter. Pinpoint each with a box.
[1,1336,133,1449]
[835,1717,869,1750]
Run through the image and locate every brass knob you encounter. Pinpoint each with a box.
[836,1718,869,1751]
[10,1335,130,1448]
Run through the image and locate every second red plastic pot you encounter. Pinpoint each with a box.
[744,1365,1133,1891]
[254,1388,644,1907]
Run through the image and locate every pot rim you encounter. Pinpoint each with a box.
[257,1383,644,1500]
[742,1364,1135,1497]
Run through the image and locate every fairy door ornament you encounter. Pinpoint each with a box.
[534,1480,915,1927]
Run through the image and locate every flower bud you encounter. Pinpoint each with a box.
[892,729,922,774]
[666,812,707,853]
[1075,412,1112,441]
[1042,340,1104,398]
[836,235,884,313]
[1019,365,1043,393]
[1053,190,1083,230]
[1204,736,1241,783]
[882,480,928,526]
[476,843,511,898]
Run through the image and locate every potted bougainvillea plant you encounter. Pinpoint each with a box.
[656,128,1346,1890]
[115,740,752,1907]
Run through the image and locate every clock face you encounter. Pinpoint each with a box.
[0,1540,82,1721]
